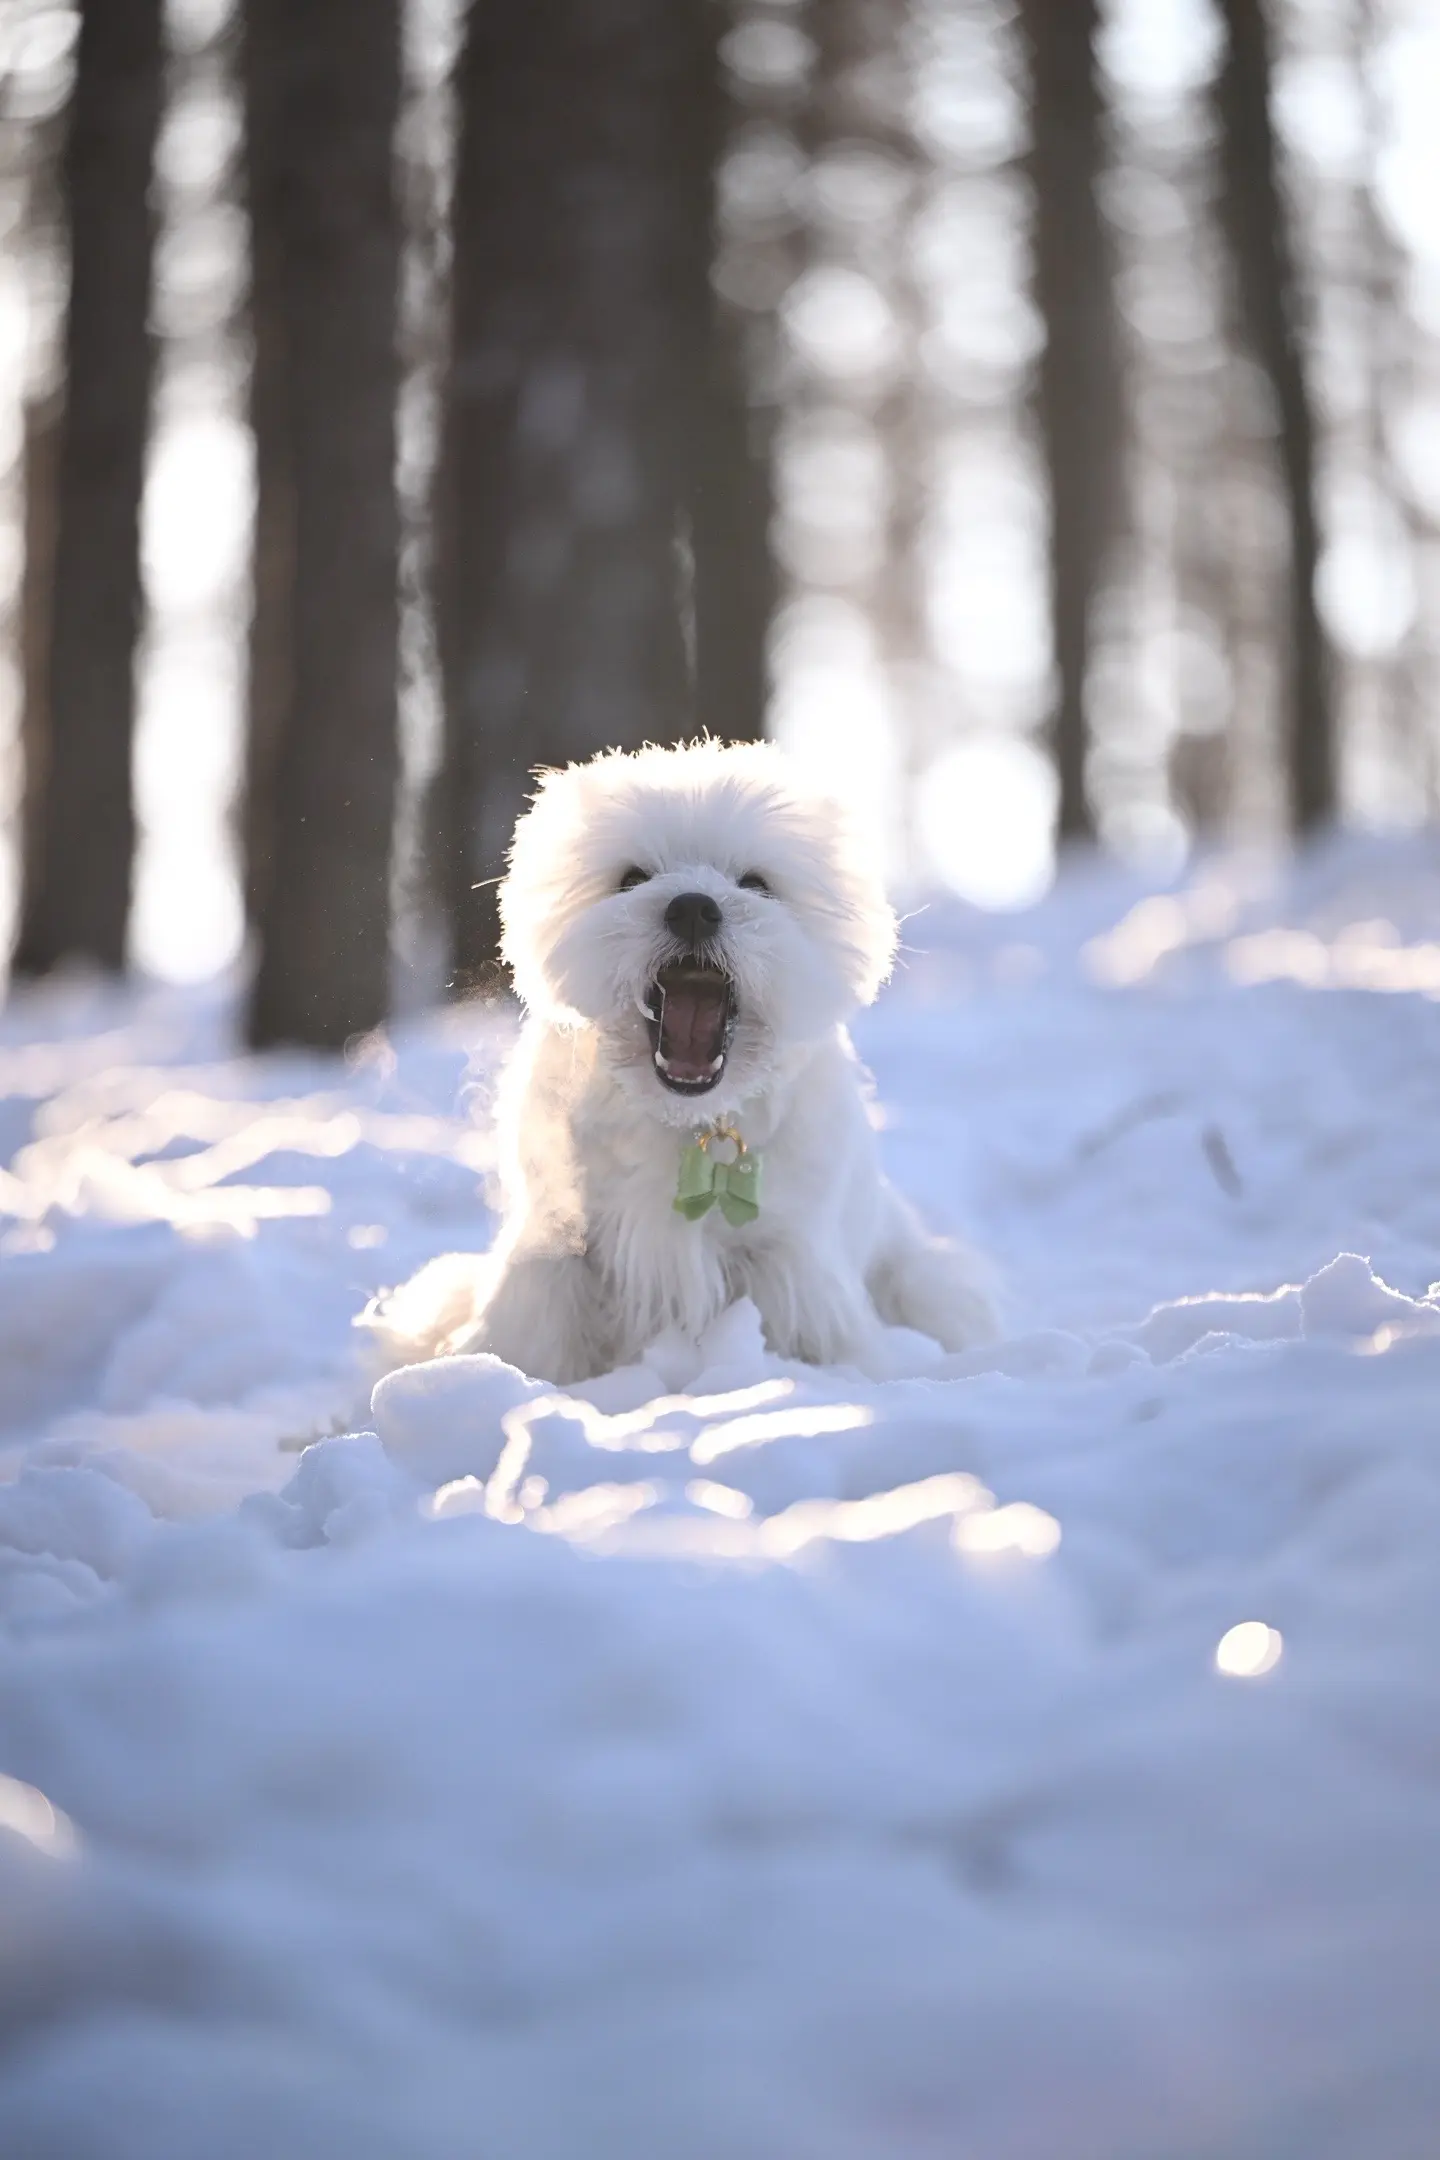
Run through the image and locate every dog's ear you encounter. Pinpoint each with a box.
[849,892,900,1004]
[497,766,585,1012]
[498,752,648,1016]
[811,792,898,1004]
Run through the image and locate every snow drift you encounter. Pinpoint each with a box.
[2,843,1440,2158]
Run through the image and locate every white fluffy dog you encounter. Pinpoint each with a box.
[375,740,995,1383]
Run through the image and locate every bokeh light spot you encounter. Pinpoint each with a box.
[917,735,1057,911]
[1215,1621,1284,1678]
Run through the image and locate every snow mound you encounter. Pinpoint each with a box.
[3,852,1440,2155]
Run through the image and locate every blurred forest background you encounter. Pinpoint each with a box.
[0,0,1437,1047]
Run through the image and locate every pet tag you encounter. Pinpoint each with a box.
[674,1123,762,1227]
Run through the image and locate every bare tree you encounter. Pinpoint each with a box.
[681,9,776,748]
[435,0,756,988]
[240,36,293,945]
[1015,0,1123,846]
[13,113,66,949]
[243,0,402,1048]
[802,0,930,770]
[14,0,163,976]
[1212,0,1334,833]
[17,388,61,934]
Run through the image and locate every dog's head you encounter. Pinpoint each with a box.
[499,741,897,1121]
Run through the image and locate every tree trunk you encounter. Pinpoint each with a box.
[681,8,775,748]
[13,0,163,976]
[435,0,733,990]
[801,0,934,842]
[1016,0,1122,846]
[1213,0,1334,834]
[239,60,294,942]
[243,0,402,1049]
[17,390,62,939]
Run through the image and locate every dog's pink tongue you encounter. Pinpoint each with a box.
[658,973,728,1081]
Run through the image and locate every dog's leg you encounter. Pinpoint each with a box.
[741,1240,884,1370]
[456,1248,612,1385]
[362,1251,492,1372]
[866,1187,999,1351]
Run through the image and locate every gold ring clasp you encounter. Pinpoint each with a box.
[698,1121,747,1160]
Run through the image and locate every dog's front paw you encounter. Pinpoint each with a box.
[464,1250,613,1386]
[869,1234,999,1352]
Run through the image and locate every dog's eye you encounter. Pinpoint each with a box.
[738,872,771,895]
[617,867,651,892]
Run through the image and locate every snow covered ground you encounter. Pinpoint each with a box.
[2,838,1440,2158]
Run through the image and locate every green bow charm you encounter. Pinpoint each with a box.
[674,1124,762,1227]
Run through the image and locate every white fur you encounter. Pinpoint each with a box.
[372,740,996,1383]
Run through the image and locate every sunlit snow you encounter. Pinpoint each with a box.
[2,840,1440,2154]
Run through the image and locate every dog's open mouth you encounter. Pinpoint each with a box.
[643,963,736,1095]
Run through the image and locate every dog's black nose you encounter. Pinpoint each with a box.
[664,891,722,946]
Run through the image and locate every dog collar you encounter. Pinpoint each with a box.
[674,1121,762,1227]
